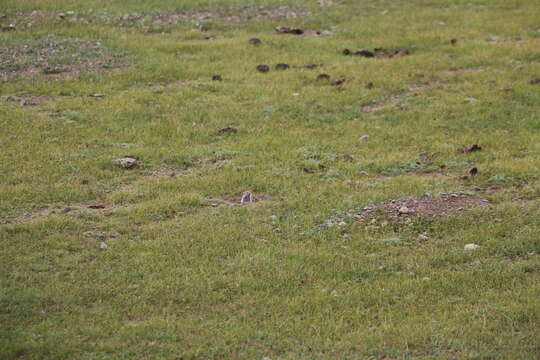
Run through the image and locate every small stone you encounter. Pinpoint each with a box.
[275,63,290,70]
[464,243,480,250]
[464,97,478,104]
[112,157,138,169]
[90,93,105,98]
[359,135,369,141]
[99,242,108,249]
[399,206,413,214]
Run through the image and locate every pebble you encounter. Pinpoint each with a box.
[398,206,413,214]
[99,242,108,249]
[464,243,480,250]
[359,135,369,141]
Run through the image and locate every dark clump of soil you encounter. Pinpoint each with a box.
[275,26,304,35]
[354,193,489,220]
[344,47,410,59]
[331,78,345,86]
[458,144,482,153]
[218,126,238,134]
[275,26,322,36]
[256,64,270,73]
[249,38,262,46]
[317,73,330,81]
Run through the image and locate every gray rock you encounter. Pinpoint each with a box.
[464,243,479,250]
[398,206,413,214]
[112,157,138,169]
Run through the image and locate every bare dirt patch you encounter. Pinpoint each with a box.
[94,5,310,27]
[361,81,439,112]
[438,67,485,78]
[0,35,130,78]
[412,171,449,178]
[353,193,489,220]
[1,94,51,106]
[150,168,191,178]
[1,203,121,226]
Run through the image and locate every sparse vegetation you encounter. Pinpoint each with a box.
[1,0,539,359]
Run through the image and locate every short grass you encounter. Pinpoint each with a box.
[1,0,539,359]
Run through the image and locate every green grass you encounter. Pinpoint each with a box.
[1,0,539,359]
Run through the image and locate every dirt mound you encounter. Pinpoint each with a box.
[355,193,489,220]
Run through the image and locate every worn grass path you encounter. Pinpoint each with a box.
[1,0,539,359]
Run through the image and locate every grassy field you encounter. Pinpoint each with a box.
[1,0,539,359]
